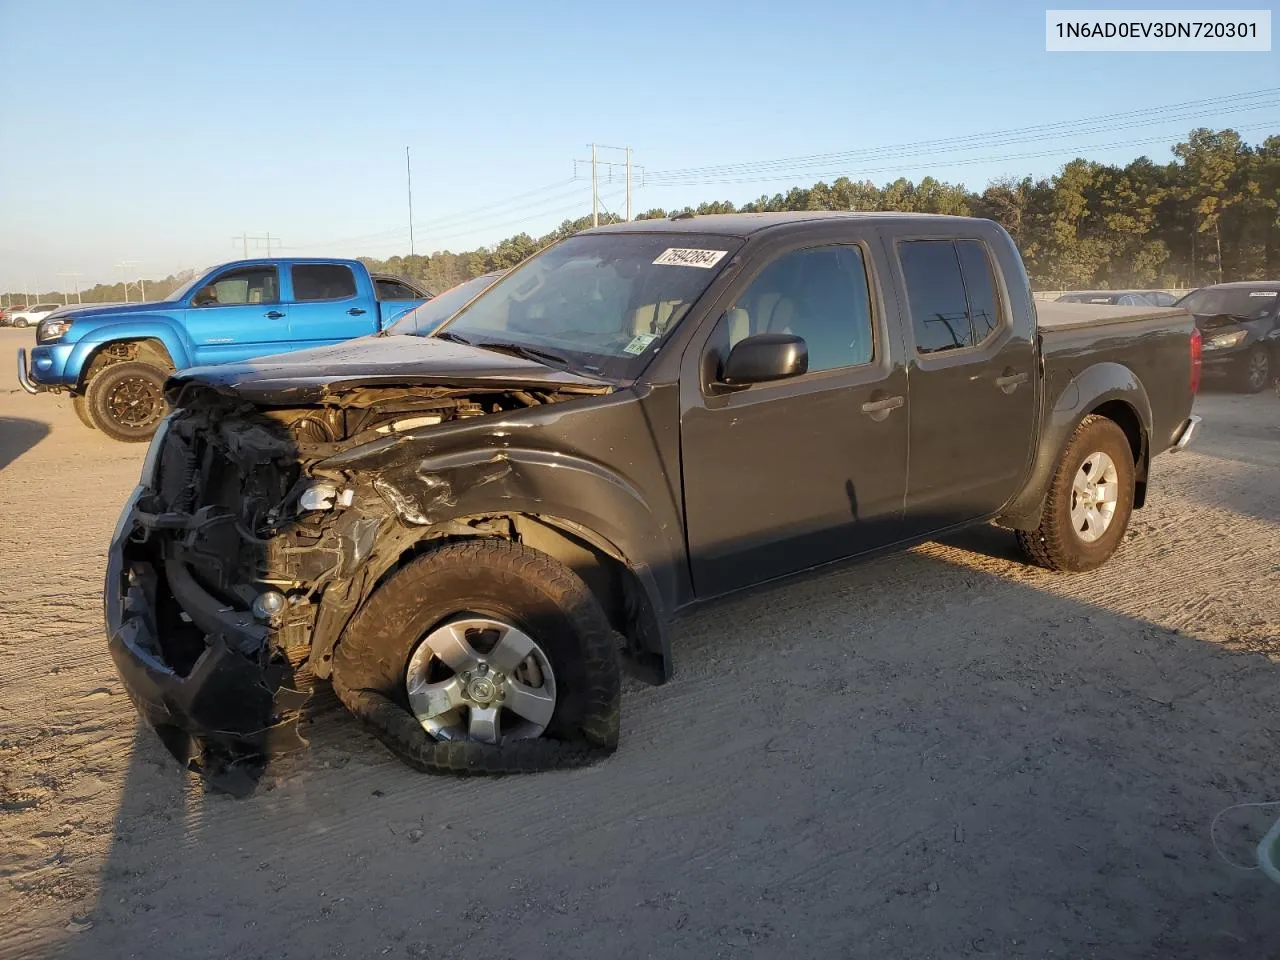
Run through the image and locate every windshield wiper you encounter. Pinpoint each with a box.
[434,329,473,345]
[470,339,574,370]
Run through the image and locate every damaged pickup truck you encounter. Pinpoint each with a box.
[105,212,1203,792]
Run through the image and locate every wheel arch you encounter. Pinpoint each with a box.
[75,335,181,391]
[999,361,1152,530]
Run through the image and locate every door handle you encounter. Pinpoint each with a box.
[861,395,905,415]
[348,307,367,316]
[995,371,1029,392]
[264,310,285,319]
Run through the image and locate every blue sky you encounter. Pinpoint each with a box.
[0,0,1276,290]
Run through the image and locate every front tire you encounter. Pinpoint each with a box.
[1238,345,1271,394]
[332,539,621,774]
[1016,415,1136,572]
[85,361,169,443]
[70,393,97,430]
[15,318,28,328]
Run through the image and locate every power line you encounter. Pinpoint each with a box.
[641,120,1280,189]
[574,144,644,225]
[231,232,278,257]
[646,87,1280,183]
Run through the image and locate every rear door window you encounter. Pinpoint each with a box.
[293,264,358,302]
[900,241,973,354]
[900,239,1005,354]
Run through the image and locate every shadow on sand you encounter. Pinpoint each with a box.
[0,416,50,471]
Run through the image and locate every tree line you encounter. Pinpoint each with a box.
[7,127,1276,307]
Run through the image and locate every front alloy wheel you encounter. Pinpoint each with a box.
[406,617,557,744]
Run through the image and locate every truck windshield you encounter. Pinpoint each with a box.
[387,272,503,337]
[1178,287,1279,321]
[437,232,743,379]
[164,268,215,302]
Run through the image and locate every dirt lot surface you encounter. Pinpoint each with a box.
[1,326,1277,959]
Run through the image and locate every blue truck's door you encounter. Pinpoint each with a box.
[286,263,381,348]
[182,263,291,365]
[372,275,429,326]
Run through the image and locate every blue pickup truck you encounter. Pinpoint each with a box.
[16,257,431,441]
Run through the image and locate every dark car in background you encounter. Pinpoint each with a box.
[1056,290,1180,307]
[1177,281,1280,392]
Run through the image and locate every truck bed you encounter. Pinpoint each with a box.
[1035,300,1195,458]
[1034,300,1188,332]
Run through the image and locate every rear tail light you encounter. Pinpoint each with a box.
[1189,327,1202,395]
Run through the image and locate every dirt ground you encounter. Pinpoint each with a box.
[1,325,1277,960]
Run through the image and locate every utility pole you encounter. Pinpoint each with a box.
[574,145,643,224]
[57,272,84,305]
[591,143,599,228]
[231,233,277,258]
[116,260,142,303]
[406,146,416,257]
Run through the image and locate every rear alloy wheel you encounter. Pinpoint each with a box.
[1016,414,1136,572]
[70,393,97,430]
[85,360,169,443]
[332,539,621,774]
[1239,345,1271,394]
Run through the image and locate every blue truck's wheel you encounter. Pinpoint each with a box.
[85,360,170,443]
[70,393,96,431]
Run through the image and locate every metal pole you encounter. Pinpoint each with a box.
[591,143,599,228]
[406,146,415,257]
[625,146,632,221]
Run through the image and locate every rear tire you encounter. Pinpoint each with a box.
[70,393,97,431]
[85,361,169,443]
[1238,345,1271,394]
[332,539,621,775]
[1016,415,1136,572]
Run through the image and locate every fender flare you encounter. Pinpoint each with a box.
[998,361,1153,530]
[67,320,194,387]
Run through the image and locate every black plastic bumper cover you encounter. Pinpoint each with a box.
[105,486,307,796]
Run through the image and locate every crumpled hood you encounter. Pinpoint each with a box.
[167,334,614,405]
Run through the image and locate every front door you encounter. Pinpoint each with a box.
[894,237,1037,530]
[182,263,289,366]
[679,238,910,598]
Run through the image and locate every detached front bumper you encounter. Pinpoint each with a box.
[105,483,309,795]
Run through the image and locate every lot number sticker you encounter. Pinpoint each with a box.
[1248,291,1277,297]
[653,248,727,269]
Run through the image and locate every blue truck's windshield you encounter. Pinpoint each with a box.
[437,233,743,379]
[164,268,215,302]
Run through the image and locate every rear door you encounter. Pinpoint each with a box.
[679,232,910,597]
[181,263,289,365]
[892,235,1036,530]
[286,263,379,348]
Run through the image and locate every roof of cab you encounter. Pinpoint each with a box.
[583,211,991,238]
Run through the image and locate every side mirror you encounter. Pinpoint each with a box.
[722,333,808,385]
